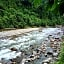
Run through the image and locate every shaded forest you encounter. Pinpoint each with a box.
[0,0,64,29]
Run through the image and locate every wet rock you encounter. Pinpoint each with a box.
[33,49,41,56]
[21,58,26,64]
[11,61,16,64]
[39,27,42,32]
[24,55,35,62]
[13,56,23,64]
[50,42,54,48]
[54,37,61,41]
[40,44,46,53]
[6,60,12,64]
[47,51,53,55]
[30,45,33,47]
[32,51,37,55]
[26,54,40,62]
[9,59,17,63]
[29,45,34,49]
[53,49,57,52]
[48,34,53,39]
[49,35,52,36]
[26,58,32,62]
[29,55,36,60]
[43,63,48,64]
[10,47,18,51]
[29,55,34,58]
[42,58,52,64]
[50,39,55,42]
[52,52,58,57]
[0,58,8,64]
[34,48,40,53]
[44,53,47,57]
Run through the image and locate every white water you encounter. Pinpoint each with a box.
[0,28,63,60]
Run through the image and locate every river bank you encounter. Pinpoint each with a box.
[0,28,39,39]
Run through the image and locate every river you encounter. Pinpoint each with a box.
[0,28,63,64]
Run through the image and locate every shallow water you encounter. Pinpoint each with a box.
[0,28,63,63]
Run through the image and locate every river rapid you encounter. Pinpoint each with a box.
[0,28,63,64]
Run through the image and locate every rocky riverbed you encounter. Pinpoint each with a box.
[0,28,63,64]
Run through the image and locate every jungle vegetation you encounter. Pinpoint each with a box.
[0,0,64,29]
[55,41,64,64]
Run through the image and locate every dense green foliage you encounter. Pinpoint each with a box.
[55,41,64,64]
[0,0,64,29]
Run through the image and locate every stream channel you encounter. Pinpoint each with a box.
[0,28,63,64]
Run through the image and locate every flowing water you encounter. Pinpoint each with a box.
[0,28,63,64]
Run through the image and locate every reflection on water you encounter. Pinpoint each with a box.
[0,28,63,63]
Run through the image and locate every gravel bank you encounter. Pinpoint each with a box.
[0,28,39,38]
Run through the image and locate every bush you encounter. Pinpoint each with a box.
[0,0,64,29]
[55,42,64,64]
